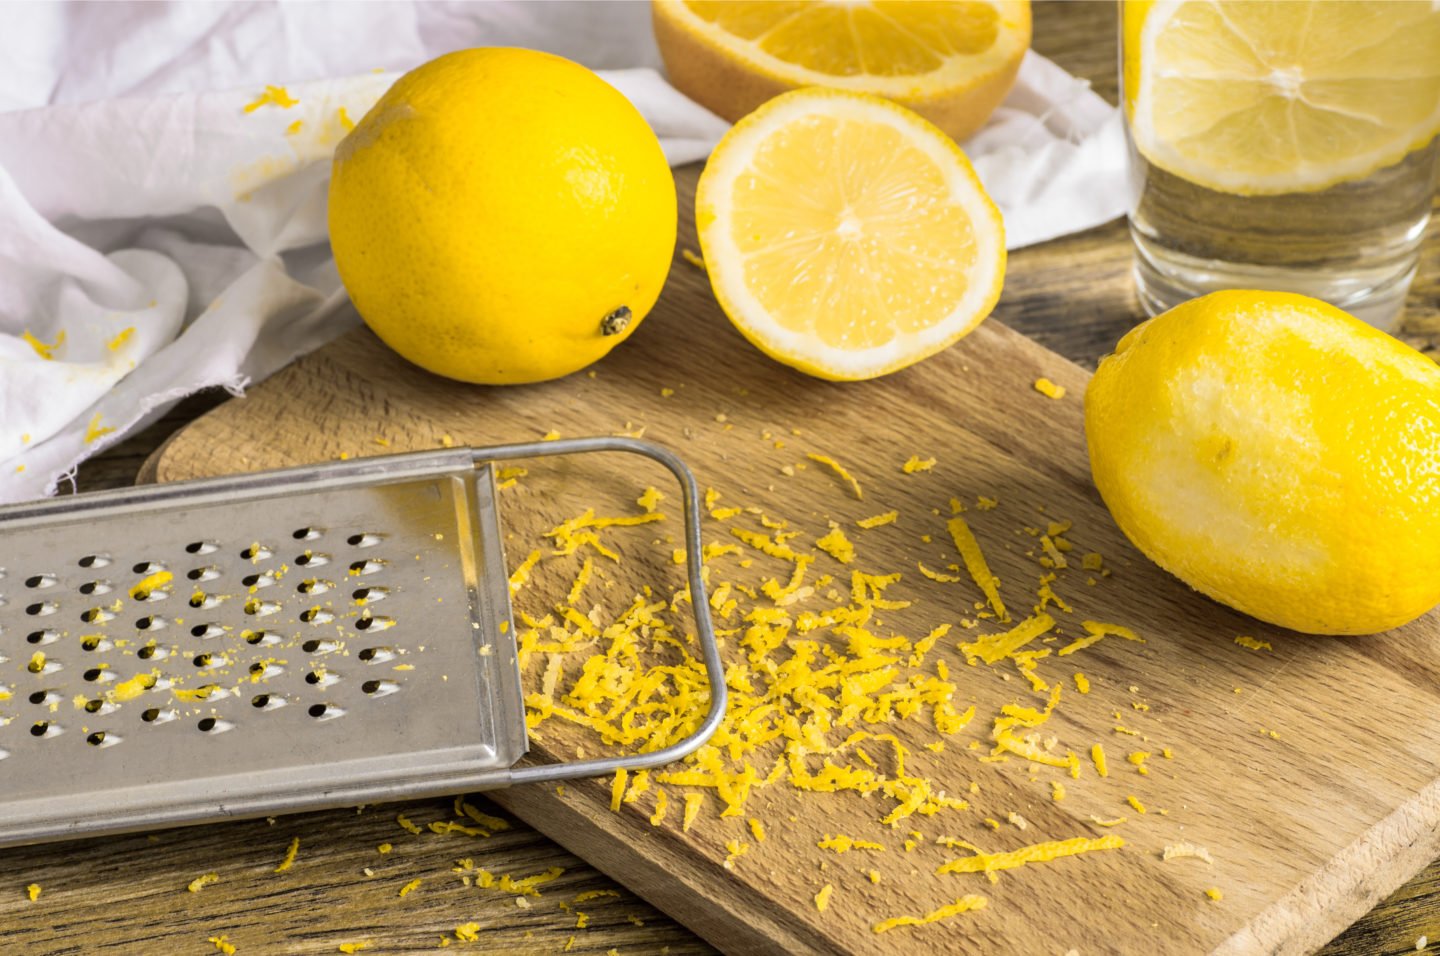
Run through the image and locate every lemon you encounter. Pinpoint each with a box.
[696,88,1005,382]
[329,48,676,385]
[1124,0,1440,195]
[1086,291,1440,635]
[653,0,1031,143]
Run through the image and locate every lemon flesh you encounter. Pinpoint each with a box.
[329,48,676,385]
[1126,0,1440,195]
[697,88,1005,382]
[1086,291,1440,635]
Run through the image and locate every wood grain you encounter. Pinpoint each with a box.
[7,2,1437,954]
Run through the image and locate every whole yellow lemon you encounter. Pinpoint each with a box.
[329,48,677,384]
[1086,291,1440,635]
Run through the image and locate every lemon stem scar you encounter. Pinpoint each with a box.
[601,306,632,336]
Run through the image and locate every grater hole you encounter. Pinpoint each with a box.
[348,559,386,576]
[80,635,111,652]
[357,646,395,664]
[141,708,159,722]
[251,693,286,711]
[185,541,218,555]
[26,574,58,589]
[31,721,60,738]
[361,679,399,697]
[242,572,277,589]
[296,578,333,595]
[79,607,113,624]
[83,698,104,714]
[307,703,344,721]
[293,527,323,541]
[78,554,111,569]
[83,668,105,682]
[187,566,221,582]
[352,586,389,605]
[347,533,385,548]
[295,551,331,568]
[131,561,164,575]
[299,607,334,625]
[86,731,117,747]
[135,615,167,631]
[191,623,224,639]
[243,629,279,647]
[136,642,168,661]
[249,661,283,680]
[78,580,113,596]
[303,668,339,688]
[27,691,48,705]
[29,602,60,617]
[241,544,275,561]
[193,653,212,668]
[243,599,281,618]
[188,591,224,610]
[26,630,59,645]
[301,639,342,655]
[354,614,395,632]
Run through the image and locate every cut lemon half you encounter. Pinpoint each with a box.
[653,0,1031,143]
[696,88,1005,382]
[1125,0,1440,195]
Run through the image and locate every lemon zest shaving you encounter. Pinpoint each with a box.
[874,894,987,933]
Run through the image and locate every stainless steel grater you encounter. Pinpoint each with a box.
[0,437,725,847]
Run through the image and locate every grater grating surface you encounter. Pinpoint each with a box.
[0,438,724,847]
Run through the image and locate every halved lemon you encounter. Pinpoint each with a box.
[653,0,1031,143]
[696,88,1006,382]
[1125,0,1440,195]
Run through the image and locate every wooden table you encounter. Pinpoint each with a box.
[11,2,1438,953]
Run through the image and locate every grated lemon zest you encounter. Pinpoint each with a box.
[937,836,1125,876]
[1033,378,1066,399]
[874,894,987,933]
[188,873,219,893]
[274,836,300,873]
[814,883,834,911]
[901,456,936,474]
[242,85,298,112]
[806,453,862,500]
[856,511,898,529]
[1058,620,1144,656]
[946,516,1008,621]
[1235,635,1272,652]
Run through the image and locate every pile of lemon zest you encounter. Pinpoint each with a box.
[173,684,220,702]
[937,836,1125,876]
[274,837,300,873]
[1058,620,1144,656]
[1235,635,1272,652]
[188,873,220,892]
[609,769,629,813]
[1091,744,1109,777]
[806,453,862,500]
[818,835,885,853]
[730,527,799,561]
[453,922,481,942]
[901,456,936,474]
[84,413,115,444]
[109,671,157,703]
[856,511,898,529]
[396,813,423,836]
[637,487,664,513]
[242,85,298,112]
[649,789,669,826]
[129,569,174,600]
[814,883,834,911]
[1127,795,1147,814]
[815,528,855,564]
[874,894,987,933]
[1038,535,1068,569]
[1162,843,1214,864]
[1205,888,1223,901]
[917,562,963,583]
[682,793,705,832]
[947,516,1008,621]
[26,883,40,902]
[209,937,237,955]
[960,613,1054,665]
[1033,378,1066,399]
[508,550,543,594]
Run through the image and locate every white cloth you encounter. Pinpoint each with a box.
[0,2,1125,504]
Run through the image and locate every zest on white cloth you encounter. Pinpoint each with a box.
[0,1,1124,504]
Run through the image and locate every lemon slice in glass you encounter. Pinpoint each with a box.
[1125,0,1440,195]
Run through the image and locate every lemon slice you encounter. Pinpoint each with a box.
[653,0,1032,142]
[696,88,1005,382]
[1126,0,1440,195]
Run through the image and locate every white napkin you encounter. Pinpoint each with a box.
[0,2,1125,504]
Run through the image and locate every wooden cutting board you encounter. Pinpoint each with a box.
[138,160,1440,955]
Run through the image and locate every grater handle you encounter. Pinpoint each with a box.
[474,437,728,786]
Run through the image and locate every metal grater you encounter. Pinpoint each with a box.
[0,437,724,847]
